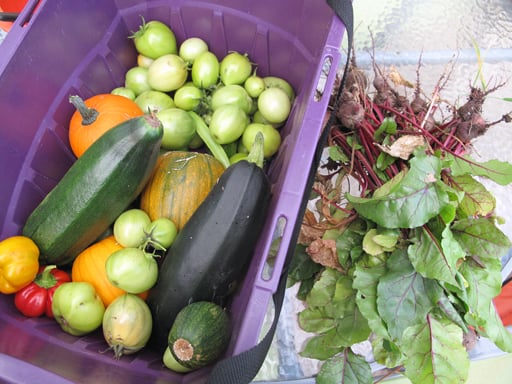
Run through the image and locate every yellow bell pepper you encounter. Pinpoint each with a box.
[0,236,40,294]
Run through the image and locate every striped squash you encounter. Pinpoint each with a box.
[140,151,225,230]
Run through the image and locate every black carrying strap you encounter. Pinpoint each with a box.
[206,1,353,382]
[0,12,19,22]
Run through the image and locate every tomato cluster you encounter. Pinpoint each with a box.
[105,18,298,299]
[108,209,177,294]
[112,18,295,162]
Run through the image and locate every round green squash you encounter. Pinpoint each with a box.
[168,301,231,370]
[140,151,225,230]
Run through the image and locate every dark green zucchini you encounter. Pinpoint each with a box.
[168,301,231,370]
[147,142,271,352]
[23,114,163,266]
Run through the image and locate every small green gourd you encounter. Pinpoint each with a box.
[167,301,231,370]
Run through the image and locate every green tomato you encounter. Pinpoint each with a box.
[222,141,239,158]
[219,51,252,85]
[111,87,136,100]
[209,105,249,144]
[187,132,204,149]
[157,108,197,150]
[113,209,151,248]
[106,248,159,294]
[244,75,265,98]
[174,84,203,111]
[229,152,248,164]
[52,282,105,336]
[242,123,281,158]
[145,218,178,250]
[191,51,219,89]
[125,66,151,96]
[252,109,281,128]
[263,76,295,102]
[237,139,249,154]
[102,294,153,358]
[131,19,177,59]
[148,54,188,92]
[257,87,292,124]
[179,37,209,64]
[135,90,175,114]
[211,84,253,114]
[137,54,154,68]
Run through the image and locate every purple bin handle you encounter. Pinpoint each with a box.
[230,41,346,355]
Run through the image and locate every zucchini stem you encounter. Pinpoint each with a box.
[246,131,264,169]
[69,95,99,126]
[189,111,230,169]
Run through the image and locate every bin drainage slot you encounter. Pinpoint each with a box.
[314,55,333,102]
[261,215,287,281]
[18,0,40,28]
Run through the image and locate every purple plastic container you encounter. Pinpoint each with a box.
[0,0,345,382]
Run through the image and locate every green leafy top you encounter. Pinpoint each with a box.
[291,62,512,384]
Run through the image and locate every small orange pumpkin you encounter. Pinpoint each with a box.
[140,151,225,230]
[68,94,143,158]
[71,236,148,307]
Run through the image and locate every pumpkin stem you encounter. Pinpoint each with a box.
[69,95,99,126]
[246,131,265,169]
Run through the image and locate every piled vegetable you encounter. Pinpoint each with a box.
[289,56,512,383]
[0,16,295,371]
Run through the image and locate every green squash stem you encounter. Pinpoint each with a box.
[246,131,265,169]
[188,111,230,169]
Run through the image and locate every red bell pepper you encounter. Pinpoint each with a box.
[14,265,71,318]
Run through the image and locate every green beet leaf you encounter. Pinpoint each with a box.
[460,257,512,352]
[452,217,512,265]
[432,292,468,332]
[335,222,365,267]
[479,303,512,353]
[346,152,450,229]
[316,349,373,384]
[376,249,434,341]
[287,243,323,296]
[448,155,512,185]
[408,224,465,286]
[362,229,386,256]
[299,270,371,359]
[305,268,339,308]
[353,263,389,338]
[298,307,336,334]
[373,228,400,249]
[332,275,358,318]
[333,306,371,347]
[461,256,501,311]
[300,329,347,360]
[373,116,397,143]
[287,244,322,287]
[371,336,404,369]
[449,174,496,217]
[328,144,350,163]
[402,314,469,384]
